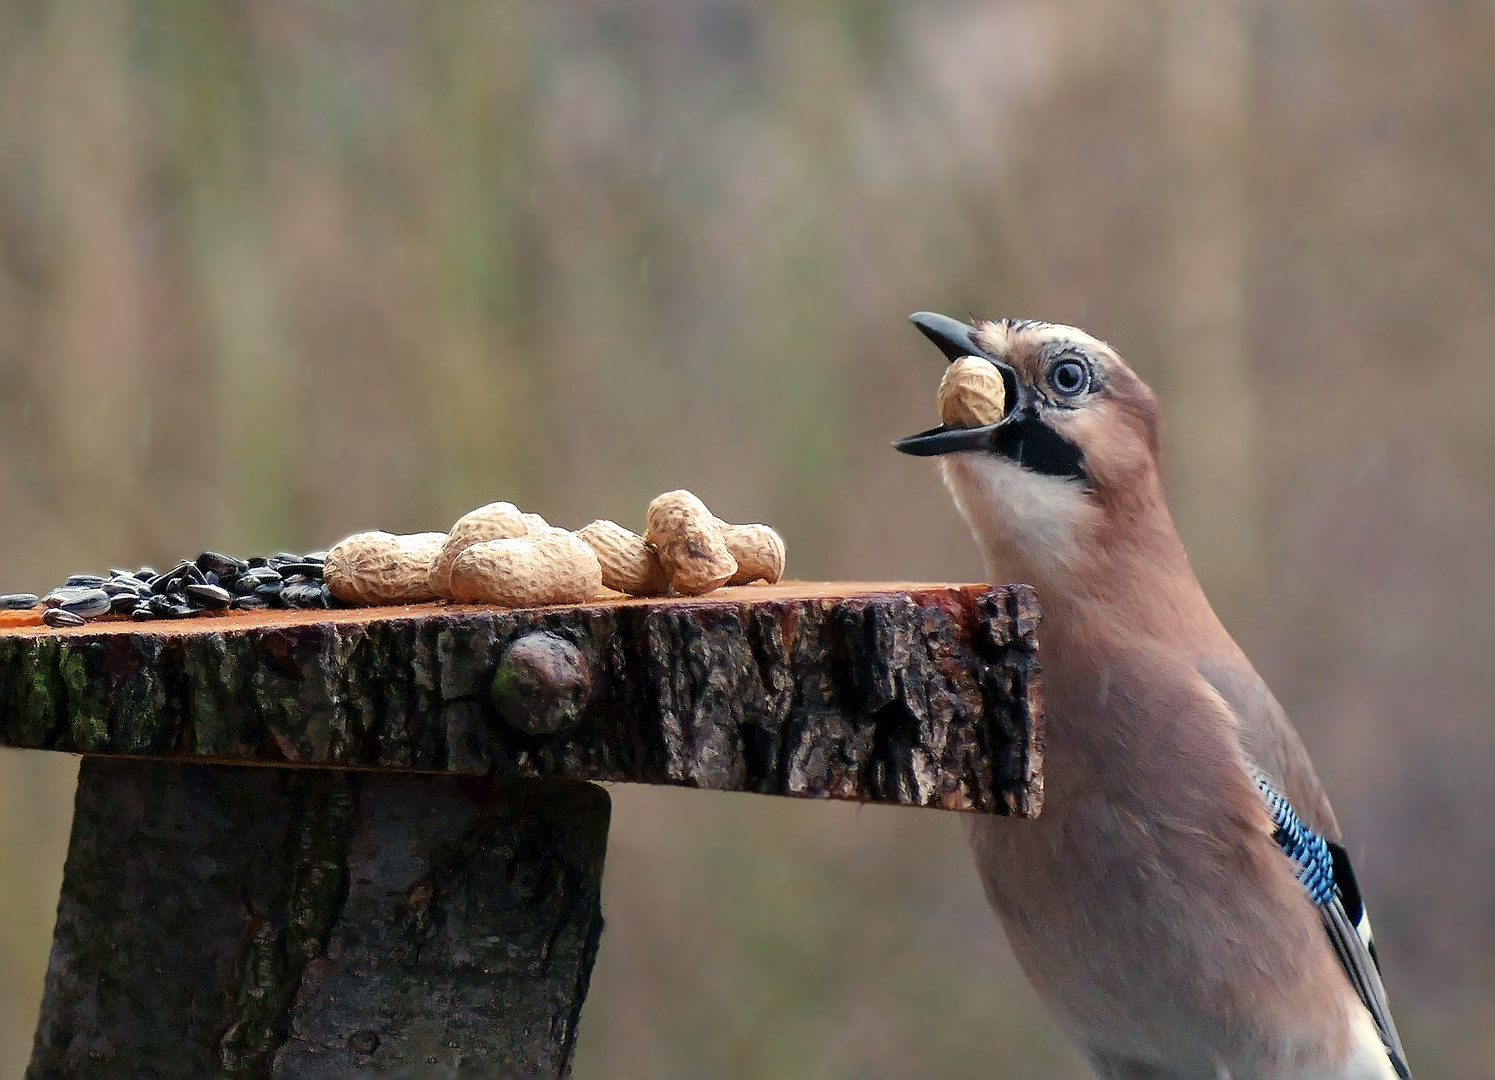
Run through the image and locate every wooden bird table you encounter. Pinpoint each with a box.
[0,582,1043,1079]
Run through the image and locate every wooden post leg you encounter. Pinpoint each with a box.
[28,759,609,1079]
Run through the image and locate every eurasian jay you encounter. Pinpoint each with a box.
[895,313,1411,1080]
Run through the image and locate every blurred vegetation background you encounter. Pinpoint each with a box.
[1,2,1492,1076]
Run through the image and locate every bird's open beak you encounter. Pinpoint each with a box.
[893,312,1026,457]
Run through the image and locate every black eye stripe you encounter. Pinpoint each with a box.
[991,415,1088,484]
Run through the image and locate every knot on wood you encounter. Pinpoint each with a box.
[491,631,592,735]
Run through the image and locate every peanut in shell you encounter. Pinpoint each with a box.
[718,522,786,586]
[645,490,737,596]
[577,520,669,596]
[326,531,448,605]
[428,502,529,598]
[448,530,603,608]
[937,355,1007,429]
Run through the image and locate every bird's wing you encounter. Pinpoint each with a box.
[1197,658,1341,840]
[1201,659,1412,1080]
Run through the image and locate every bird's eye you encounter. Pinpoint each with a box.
[1048,359,1089,397]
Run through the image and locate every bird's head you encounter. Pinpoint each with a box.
[895,311,1173,587]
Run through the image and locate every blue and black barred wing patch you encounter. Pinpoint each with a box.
[1251,771,1412,1079]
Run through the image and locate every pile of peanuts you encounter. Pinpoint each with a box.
[324,490,785,609]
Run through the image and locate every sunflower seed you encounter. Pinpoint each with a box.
[0,593,39,610]
[64,574,107,588]
[150,561,192,594]
[130,604,156,621]
[196,551,247,577]
[43,608,86,628]
[44,586,105,609]
[280,582,323,607]
[273,562,324,579]
[186,583,232,610]
[63,590,112,618]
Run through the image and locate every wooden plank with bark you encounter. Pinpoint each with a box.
[0,583,1043,817]
[6,582,1043,1078]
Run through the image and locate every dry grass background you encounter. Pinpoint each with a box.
[1,2,1493,1077]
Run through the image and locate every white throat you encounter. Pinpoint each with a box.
[939,453,1097,586]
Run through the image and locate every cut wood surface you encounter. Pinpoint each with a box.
[0,582,1043,816]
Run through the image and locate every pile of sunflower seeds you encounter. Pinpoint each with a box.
[0,550,336,628]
